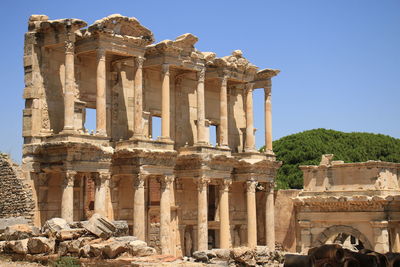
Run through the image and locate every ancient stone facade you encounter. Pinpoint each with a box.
[21,14,280,256]
[0,154,35,221]
[293,155,400,254]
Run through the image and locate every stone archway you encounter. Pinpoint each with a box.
[313,225,373,250]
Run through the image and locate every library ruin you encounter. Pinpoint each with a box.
[21,14,280,256]
[10,13,399,258]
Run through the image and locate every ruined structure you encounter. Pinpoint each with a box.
[293,155,400,254]
[21,14,280,256]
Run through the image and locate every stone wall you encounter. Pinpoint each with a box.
[274,189,301,252]
[0,154,35,222]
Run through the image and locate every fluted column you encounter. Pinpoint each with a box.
[245,83,256,152]
[160,175,174,254]
[94,172,110,217]
[161,64,171,140]
[246,180,257,248]
[219,179,232,249]
[219,74,229,147]
[96,49,107,136]
[196,68,207,145]
[197,177,210,251]
[132,56,145,139]
[133,174,146,241]
[264,87,273,152]
[62,30,76,133]
[61,170,76,222]
[265,182,275,251]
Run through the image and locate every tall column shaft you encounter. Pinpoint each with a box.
[196,69,207,144]
[219,75,228,147]
[246,180,257,248]
[96,49,107,136]
[133,56,145,138]
[133,174,146,241]
[265,182,275,251]
[265,87,273,151]
[94,172,109,217]
[63,33,76,132]
[161,64,171,140]
[61,171,76,222]
[160,175,174,254]
[219,179,232,249]
[197,177,209,251]
[245,83,255,152]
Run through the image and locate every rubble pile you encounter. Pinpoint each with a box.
[0,213,156,262]
[191,246,285,266]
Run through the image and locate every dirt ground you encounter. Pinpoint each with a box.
[0,256,46,267]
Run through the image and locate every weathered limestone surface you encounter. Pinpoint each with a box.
[20,13,281,257]
[293,155,400,254]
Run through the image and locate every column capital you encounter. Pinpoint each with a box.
[197,68,206,83]
[159,175,175,190]
[266,181,275,193]
[64,170,77,187]
[219,179,232,192]
[64,39,74,54]
[246,180,257,193]
[162,63,170,75]
[135,56,145,68]
[134,173,146,189]
[196,177,210,192]
[98,172,111,185]
[245,82,255,92]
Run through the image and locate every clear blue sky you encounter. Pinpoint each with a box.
[1,0,399,162]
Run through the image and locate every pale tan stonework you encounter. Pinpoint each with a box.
[21,14,280,255]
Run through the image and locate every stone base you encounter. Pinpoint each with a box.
[179,144,231,156]
[116,138,174,151]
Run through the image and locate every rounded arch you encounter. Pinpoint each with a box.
[313,225,373,250]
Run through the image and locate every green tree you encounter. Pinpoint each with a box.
[261,129,400,189]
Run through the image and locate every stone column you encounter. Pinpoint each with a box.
[264,87,273,152]
[371,221,390,253]
[246,180,257,248]
[197,177,210,251]
[94,172,110,217]
[96,49,107,136]
[161,64,171,140]
[196,68,207,145]
[62,30,76,133]
[160,175,174,254]
[245,83,256,152]
[219,179,232,249]
[133,174,146,241]
[132,56,145,139]
[265,182,275,251]
[219,74,229,147]
[61,170,76,222]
